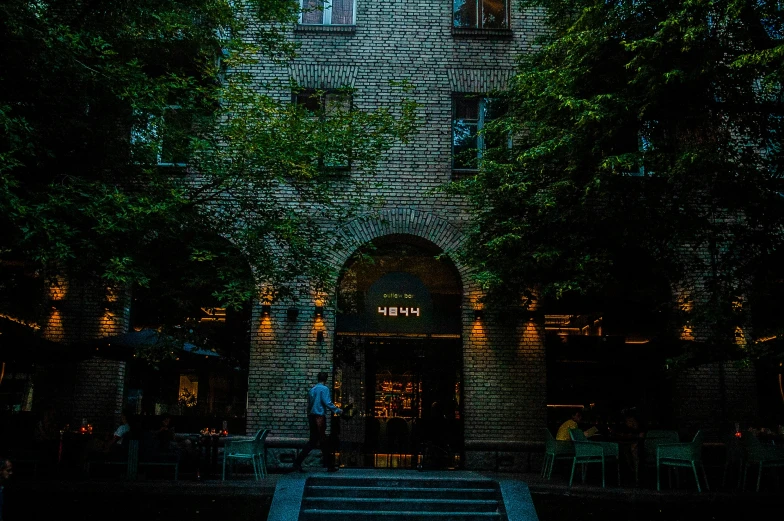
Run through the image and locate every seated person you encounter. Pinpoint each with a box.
[611,412,645,484]
[156,414,178,452]
[555,410,597,441]
[33,405,60,446]
[105,410,132,454]
[87,410,132,458]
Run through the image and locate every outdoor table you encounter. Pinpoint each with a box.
[590,433,643,486]
[58,430,95,474]
[184,433,249,479]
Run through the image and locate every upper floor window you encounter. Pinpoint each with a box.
[452,94,507,173]
[453,0,509,29]
[294,89,353,169]
[300,0,356,25]
[130,105,191,167]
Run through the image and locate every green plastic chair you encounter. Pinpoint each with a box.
[740,433,784,492]
[643,430,679,481]
[542,428,575,479]
[656,430,709,493]
[222,428,269,481]
[569,428,621,488]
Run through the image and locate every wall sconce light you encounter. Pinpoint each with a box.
[48,300,59,310]
[261,304,271,316]
[314,306,324,318]
[287,307,299,321]
[317,330,325,342]
[473,309,484,320]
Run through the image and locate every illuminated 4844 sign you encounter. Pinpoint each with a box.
[378,307,420,317]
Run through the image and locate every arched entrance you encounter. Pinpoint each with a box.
[333,234,464,468]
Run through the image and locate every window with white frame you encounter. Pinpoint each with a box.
[300,0,356,25]
[453,0,509,29]
[130,106,191,167]
[452,94,506,171]
[294,88,353,169]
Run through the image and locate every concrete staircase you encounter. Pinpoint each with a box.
[297,474,508,520]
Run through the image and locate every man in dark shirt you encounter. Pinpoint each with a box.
[292,371,342,472]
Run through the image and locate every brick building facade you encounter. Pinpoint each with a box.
[244,1,550,469]
[22,0,764,471]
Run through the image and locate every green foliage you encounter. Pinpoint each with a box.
[451,0,784,365]
[0,0,417,329]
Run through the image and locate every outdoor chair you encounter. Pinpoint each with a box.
[740,432,784,492]
[642,429,679,482]
[656,430,709,493]
[542,428,574,479]
[222,428,269,481]
[568,428,620,488]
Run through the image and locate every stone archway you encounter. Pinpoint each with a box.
[332,232,465,468]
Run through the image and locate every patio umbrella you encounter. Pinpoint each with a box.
[105,329,220,358]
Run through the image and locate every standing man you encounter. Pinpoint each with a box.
[0,458,12,521]
[293,371,342,473]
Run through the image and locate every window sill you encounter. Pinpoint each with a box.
[451,169,479,180]
[295,24,356,34]
[451,27,513,39]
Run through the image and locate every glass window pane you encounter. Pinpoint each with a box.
[296,90,322,113]
[482,97,506,121]
[325,92,351,114]
[453,120,478,169]
[454,96,480,121]
[160,108,190,165]
[301,0,324,24]
[454,0,477,28]
[482,0,507,29]
[331,0,354,25]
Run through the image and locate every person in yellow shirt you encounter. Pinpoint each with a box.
[556,410,591,441]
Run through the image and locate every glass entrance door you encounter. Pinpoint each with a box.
[333,335,463,468]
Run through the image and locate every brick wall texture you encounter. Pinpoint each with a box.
[42,276,131,430]
[246,2,550,467]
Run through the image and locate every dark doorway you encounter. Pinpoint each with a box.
[333,335,463,468]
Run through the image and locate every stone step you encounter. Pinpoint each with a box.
[303,496,500,512]
[306,476,499,490]
[298,509,504,521]
[306,484,497,500]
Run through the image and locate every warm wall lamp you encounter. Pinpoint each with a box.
[287,307,299,321]
[261,304,271,316]
[317,330,325,342]
[473,309,484,320]
[314,305,324,318]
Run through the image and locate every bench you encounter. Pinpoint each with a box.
[264,436,305,470]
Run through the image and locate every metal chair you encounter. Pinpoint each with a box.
[656,430,709,492]
[222,428,269,481]
[740,433,784,492]
[569,428,620,488]
[542,428,575,479]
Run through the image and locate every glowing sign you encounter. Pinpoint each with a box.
[383,293,414,299]
[378,307,420,317]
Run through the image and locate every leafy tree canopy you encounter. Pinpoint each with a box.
[450,0,784,366]
[0,0,417,331]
